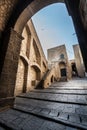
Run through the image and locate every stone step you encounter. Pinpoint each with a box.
[47,87,87,90]
[17,92,87,105]
[13,105,87,130]
[32,89,87,95]
[15,97,87,115]
[0,108,78,130]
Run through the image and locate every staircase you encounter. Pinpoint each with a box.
[36,69,50,88]
[0,78,87,130]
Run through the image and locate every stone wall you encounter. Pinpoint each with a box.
[15,59,25,95]
[47,45,71,81]
[73,44,85,77]
[0,28,23,98]
[0,0,17,31]
[79,0,87,30]
[15,19,48,95]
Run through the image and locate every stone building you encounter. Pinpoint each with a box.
[15,20,48,95]
[73,44,85,77]
[47,45,72,81]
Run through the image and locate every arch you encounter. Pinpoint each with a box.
[8,0,86,71]
[30,65,41,88]
[20,55,29,66]
[60,54,65,59]
[9,0,64,34]
[31,65,41,72]
[59,61,66,66]
[71,62,78,77]
[31,62,41,71]
[15,56,28,95]
[0,0,87,108]
[59,61,66,77]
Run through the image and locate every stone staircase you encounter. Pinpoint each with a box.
[0,78,87,130]
[36,69,50,89]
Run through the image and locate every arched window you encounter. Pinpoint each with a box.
[60,54,64,59]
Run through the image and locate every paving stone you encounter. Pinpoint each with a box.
[18,115,33,128]
[75,107,87,115]
[40,108,50,115]
[63,106,75,113]
[19,113,29,118]
[66,126,78,130]
[22,116,44,130]
[11,118,25,126]
[0,113,18,122]
[49,109,59,117]
[68,114,80,123]
[14,105,34,111]
[58,112,68,120]
[81,115,87,125]
[32,107,42,113]
[38,120,66,130]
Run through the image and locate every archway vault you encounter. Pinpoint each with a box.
[14,0,64,34]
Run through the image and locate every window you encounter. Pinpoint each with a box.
[60,54,64,59]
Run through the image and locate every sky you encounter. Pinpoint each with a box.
[32,3,78,60]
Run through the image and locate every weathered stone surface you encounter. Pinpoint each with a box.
[58,112,68,120]
[0,0,17,31]
[81,115,87,125]
[15,20,48,96]
[0,79,87,129]
[0,28,23,98]
[68,114,80,123]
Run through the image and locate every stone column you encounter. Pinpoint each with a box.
[0,0,18,76]
[0,28,23,108]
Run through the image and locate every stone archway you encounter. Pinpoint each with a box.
[30,65,41,89]
[14,56,28,96]
[0,0,87,107]
[59,61,67,81]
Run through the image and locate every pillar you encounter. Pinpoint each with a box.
[0,28,23,109]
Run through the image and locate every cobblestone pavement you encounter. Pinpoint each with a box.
[0,78,87,130]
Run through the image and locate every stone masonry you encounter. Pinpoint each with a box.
[47,45,72,81]
[15,19,48,96]
[73,44,85,77]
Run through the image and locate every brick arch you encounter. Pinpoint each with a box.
[31,64,41,80]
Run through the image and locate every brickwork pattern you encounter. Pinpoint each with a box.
[0,0,17,31]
